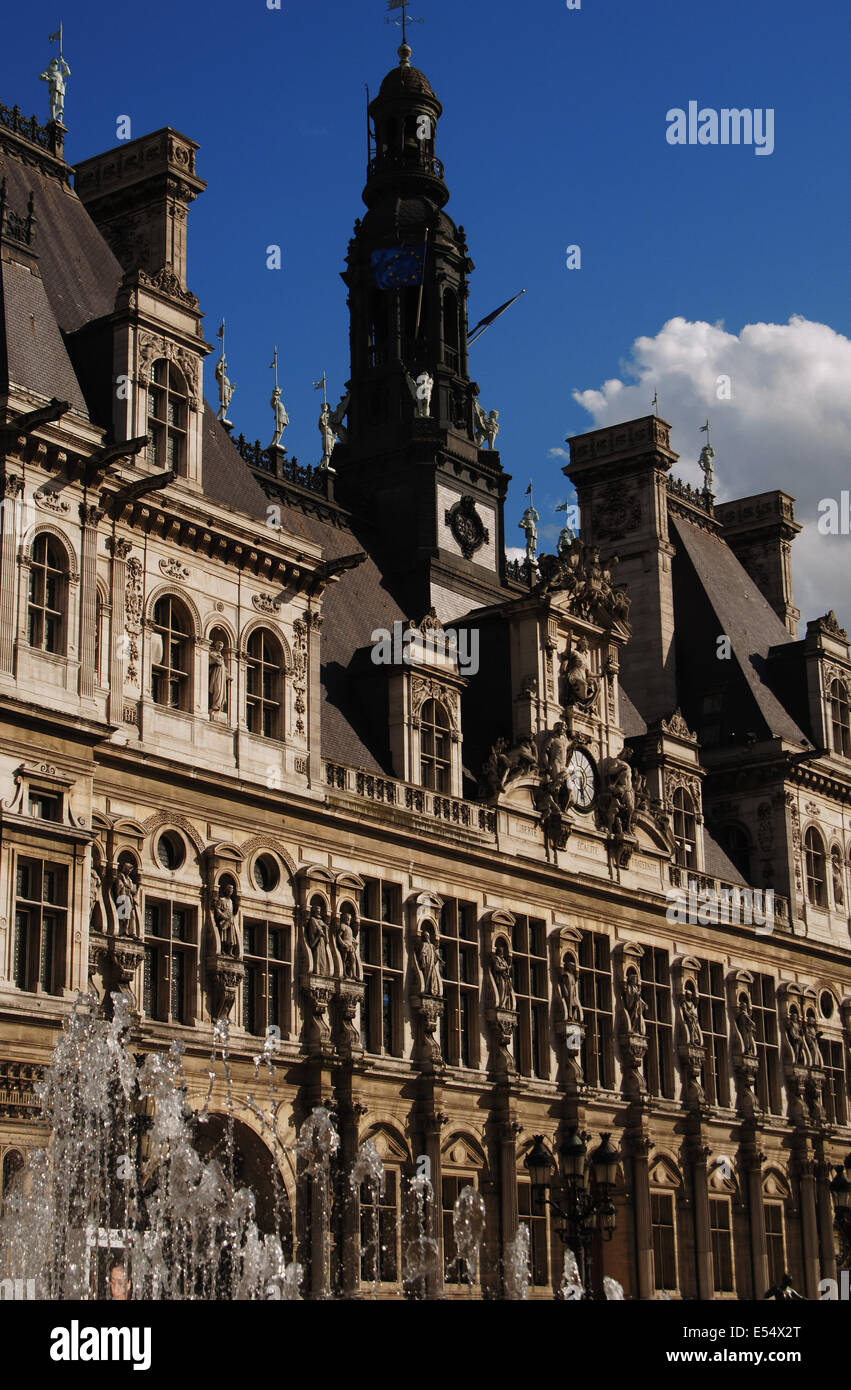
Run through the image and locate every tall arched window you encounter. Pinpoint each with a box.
[672,788,697,869]
[830,679,851,758]
[147,359,187,474]
[420,699,450,791]
[151,596,191,710]
[804,826,827,907]
[28,534,66,653]
[246,629,283,739]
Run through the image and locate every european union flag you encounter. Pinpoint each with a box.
[371,247,425,289]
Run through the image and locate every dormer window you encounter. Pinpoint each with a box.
[420,698,450,791]
[829,678,851,758]
[804,826,827,907]
[28,534,66,653]
[147,359,187,474]
[672,788,697,869]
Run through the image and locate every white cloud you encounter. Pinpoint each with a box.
[572,315,851,630]
[547,446,570,460]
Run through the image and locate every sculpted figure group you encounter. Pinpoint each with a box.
[305,899,363,979]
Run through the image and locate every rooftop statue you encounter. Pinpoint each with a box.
[39,55,70,123]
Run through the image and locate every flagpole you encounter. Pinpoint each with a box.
[414,228,429,341]
[467,289,525,346]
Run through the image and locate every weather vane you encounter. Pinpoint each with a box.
[385,0,424,46]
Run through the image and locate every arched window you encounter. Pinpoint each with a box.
[1,1149,25,1215]
[804,826,827,907]
[147,359,187,474]
[151,596,191,710]
[830,679,851,758]
[718,823,751,882]
[28,534,66,653]
[420,699,450,791]
[672,788,697,869]
[246,629,283,739]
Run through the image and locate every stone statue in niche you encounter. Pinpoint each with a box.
[680,980,703,1048]
[803,1008,823,1068]
[306,899,332,976]
[114,862,141,937]
[831,848,845,906]
[735,994,757,1058]
[90,863,103,927]
[598,748,635,837]
[785,1004,807,1065]
[490,939,516,1010]
[416,923,443,996]
[208,640,227,714]
[559,953,583,1023]
[559,636,600,707]
[622,966,647,1035]
[404,367,433,418]
[336,906,362,980]
[214,881,241,957]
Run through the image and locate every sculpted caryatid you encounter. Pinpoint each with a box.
[337,907,362,980]
[270,386,290,448]
[622,967,646,1036]
[491,940,516,1011]
[735,994,757,1058]
[560,636,600,707]
[90,864,103,927]
[214,882,240,956]
[416,924,442,997]
[307,901,331,976]
[680,982,703,1048]
[559,954,583,1023]
[208,640,227,713]
[39,55,70,123]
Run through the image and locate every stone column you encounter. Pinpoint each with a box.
[630,1135,654,1300]
[419,1098,445,1299]
[815,1156,837,1286]
[0,475,23,674]
[498,1112,520,1282]
[78,505,102,701]
[689,1141,713,1299]
[741,1142,768,1299]
[106,537,132,725]
[796,1152,821,1298]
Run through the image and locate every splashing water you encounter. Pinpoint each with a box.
[403,1173,440,1298]
[452,1185,486,1288]
[560,1247,584,1301]
[503,1223,531,1300]
[0,995,291,1299]
[603,1275,625,1300]
[350,1140,385,1299]
[295,1107,340,1300]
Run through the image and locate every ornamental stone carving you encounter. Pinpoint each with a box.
[252,593,282,614]
[535,537,631,629]
[159,557,190,581]
[444,495,489,561]
[660,708,697,741]
[124,556,144,685]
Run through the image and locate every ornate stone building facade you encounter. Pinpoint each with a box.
[0,47,849,1299]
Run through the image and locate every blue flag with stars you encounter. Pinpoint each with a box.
[371,247,425,288]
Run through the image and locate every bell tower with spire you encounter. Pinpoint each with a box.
[335,41,509,620]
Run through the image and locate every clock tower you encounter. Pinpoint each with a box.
[334,42,510,622]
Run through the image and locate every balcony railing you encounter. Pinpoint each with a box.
[367,151,445,181]
[326,762,496,833]
[668,866,791,932]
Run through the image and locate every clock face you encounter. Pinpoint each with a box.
[566,748,595,811]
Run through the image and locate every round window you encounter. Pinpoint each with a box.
[157,832,185,871]
[819,990,835,1020]
[253,854,279,893]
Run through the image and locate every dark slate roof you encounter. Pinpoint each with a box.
[702,827,748,885]
[670,513,809,746]
[0,252,88,410]
[0,148,123,333]
[620,685,647,738]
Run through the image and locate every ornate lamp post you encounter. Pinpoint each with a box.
[829,1152,851,1269]
[524,1129,619,1297]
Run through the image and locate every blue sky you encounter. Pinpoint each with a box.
[3,1,850,616]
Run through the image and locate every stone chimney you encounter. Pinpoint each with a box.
[74,127,205,288]
[715,491,801,637]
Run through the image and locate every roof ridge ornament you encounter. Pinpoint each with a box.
[385,0,423,58]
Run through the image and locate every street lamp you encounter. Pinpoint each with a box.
[524,1128,619,1297]
[830,1153,851,1269]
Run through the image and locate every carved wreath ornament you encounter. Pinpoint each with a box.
[444,495,489,561]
